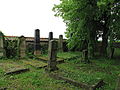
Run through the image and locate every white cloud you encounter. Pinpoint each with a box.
[0,0,66,38]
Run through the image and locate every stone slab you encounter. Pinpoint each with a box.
[0,62,26,73]
[49,73,92,90]
[50,73,105,90]
[5,68,29,75]
[38,56,64,63]
[22,60,47,69]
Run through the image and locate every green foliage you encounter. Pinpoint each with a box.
[4,39,19,59]
[53,0,98,50]
[53,0,120,57]
[26,44,34,58]
[26,44,48,58]
[40,44,48,54]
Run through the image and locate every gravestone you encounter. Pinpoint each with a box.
[0,31,5,57]
[46,40,58,72]
[19,36,26,58]
[34,29,41,55]
[48,32,53,41]
[82,49,89,63]
[58,35,63,52]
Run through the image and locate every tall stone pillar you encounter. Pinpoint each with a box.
[58,35,63,52]
[19,36,26,58]
[34,29,41,55]
[46,40,58,72]
[48,32,53,41]
[0,31,5,57]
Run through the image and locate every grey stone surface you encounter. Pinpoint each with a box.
[48,32,53,41]
[0,31,5,57]
[58,35,63,52]
[5,68,29,75]
[82,49,89,63]
[19,36,26,58]
[47,40,58,71]
[34,29,41,55]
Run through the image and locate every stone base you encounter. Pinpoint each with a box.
[34,50,41,56]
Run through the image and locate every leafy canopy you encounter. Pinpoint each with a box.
[53,0,120,50]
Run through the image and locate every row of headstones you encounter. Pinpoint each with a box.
[0,29,64,58]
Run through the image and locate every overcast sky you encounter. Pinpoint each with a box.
[0,0,66,38]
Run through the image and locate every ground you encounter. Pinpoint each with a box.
[0,51,120,90]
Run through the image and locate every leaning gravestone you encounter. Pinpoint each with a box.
[58,35,63,52]
[34,29,41,55]
[19,36,26,58]
[0,31,6,57]
[46,40,58,72]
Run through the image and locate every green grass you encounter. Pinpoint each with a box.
[0,50,120,89]
[57,58,120,90]
[0,58,80,90]
[5,69,78,90]
[40,51,81,59]
[57,51,81,59]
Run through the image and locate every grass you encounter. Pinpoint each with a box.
[56,57,120,90]
[5,69,79,90]
[0,58,80,90]
[57,51,81,59]
[39,51,81,59]
[0,50,120,89]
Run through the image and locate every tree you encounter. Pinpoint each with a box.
[53,0,120,58]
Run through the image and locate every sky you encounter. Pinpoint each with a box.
[0,0,66,38]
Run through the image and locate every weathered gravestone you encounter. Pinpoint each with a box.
[0,31,6,57]
[58,35,63,52]
[34,29,41,55]
[48,32,53,41]
[19,36,26,58]
[46,40,58,72]
[82,49,90,63]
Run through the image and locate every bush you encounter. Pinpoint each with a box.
[4,39,19,59]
